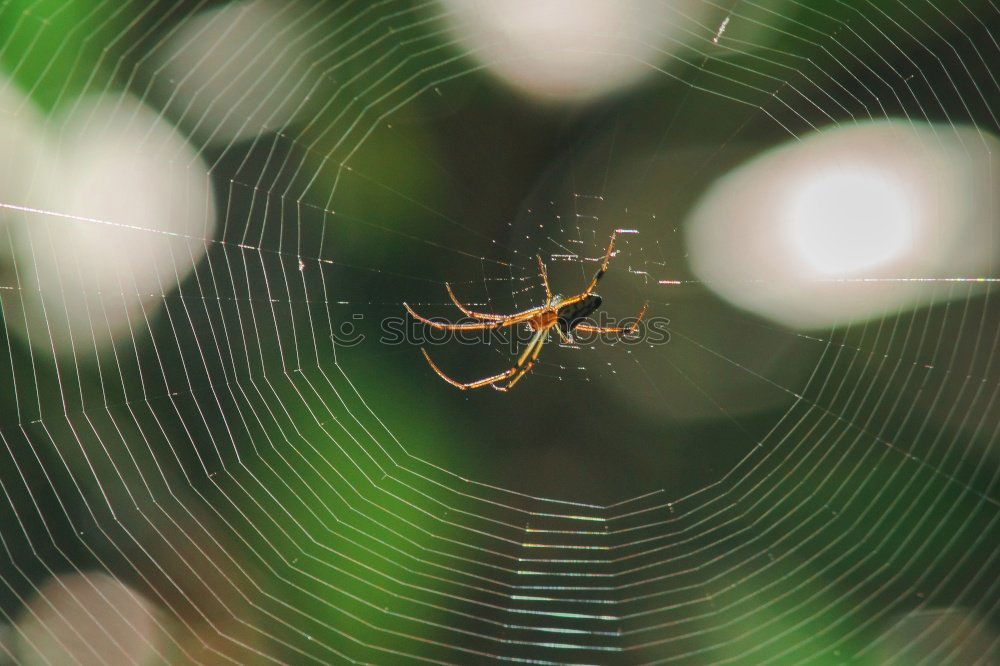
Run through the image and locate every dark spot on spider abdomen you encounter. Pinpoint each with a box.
[557,294,602,333]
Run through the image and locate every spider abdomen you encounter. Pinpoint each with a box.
[557,294,603,333]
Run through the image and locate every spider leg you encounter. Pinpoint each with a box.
[580,229,619,296]
[537,255,552,303]
[494,328,548,392]
[420,348,518,390]
[445,283,506,321]
[517,328,546,365]
[406,300,550,331]
[404,302,527,331]
[419,327,551,392]
[574,302,649,336]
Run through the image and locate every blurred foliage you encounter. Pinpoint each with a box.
[0,0,124,111]
[0,0,997,662]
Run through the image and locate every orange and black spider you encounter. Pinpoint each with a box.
[404,230,648,392]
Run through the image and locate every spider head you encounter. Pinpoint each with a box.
[556,293,603,332]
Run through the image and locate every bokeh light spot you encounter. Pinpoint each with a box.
[786,168,914,275]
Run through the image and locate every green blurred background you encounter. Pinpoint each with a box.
[0,0,997,663]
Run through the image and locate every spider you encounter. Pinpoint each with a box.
[404,230,648,392]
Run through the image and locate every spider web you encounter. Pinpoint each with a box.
[0,0,997,663]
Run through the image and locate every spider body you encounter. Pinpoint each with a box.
[404,230,647,392]
[555,293,603,336]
